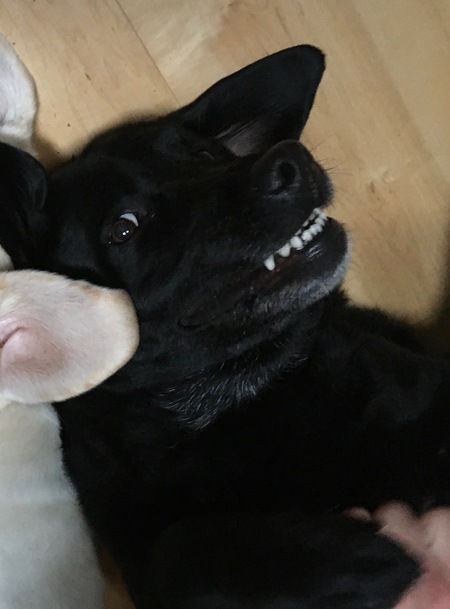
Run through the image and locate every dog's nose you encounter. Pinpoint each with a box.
[251,141,310,194]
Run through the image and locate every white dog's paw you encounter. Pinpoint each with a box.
[0,34,36,151]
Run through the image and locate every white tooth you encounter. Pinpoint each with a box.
[310,224,321,236]
[302,229,313,243]
[277,243,291,257]
[303,210,317,227]
[263,255,276,271]
[290,235,302,248]
[298,210,327,236]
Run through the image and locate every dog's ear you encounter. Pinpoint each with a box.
[0,143,47,268]
[178,45,325,156]
[0,143,47,207]
[0,270,139,406]
[0,34,36,152]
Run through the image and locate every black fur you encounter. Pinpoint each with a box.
[0,143,46,267]
[5,46,450,608]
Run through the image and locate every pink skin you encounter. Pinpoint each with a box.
[346,503,450,608]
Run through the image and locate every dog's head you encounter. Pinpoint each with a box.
[34,46,349,418]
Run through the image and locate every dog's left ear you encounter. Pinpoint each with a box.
[177,45,325,156]
[0,143,47,268]
[2,143,47,209]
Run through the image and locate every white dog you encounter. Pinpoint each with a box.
[0,35,139,608]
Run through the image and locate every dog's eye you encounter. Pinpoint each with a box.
[110,213,139,244]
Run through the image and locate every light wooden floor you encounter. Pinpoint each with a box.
[1,1,450,607]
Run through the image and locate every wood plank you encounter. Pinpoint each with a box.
[1,0,176,160]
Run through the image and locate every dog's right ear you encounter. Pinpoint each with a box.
[0,270,139,406]
[0,34,36,152]
[177,45,325,156]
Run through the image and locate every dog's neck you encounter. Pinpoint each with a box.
[150,301,333,430]
[100,294,346,431]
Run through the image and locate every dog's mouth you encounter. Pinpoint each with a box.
[261,207,328,272]
[181,206,347,329]
[242,208,346,302]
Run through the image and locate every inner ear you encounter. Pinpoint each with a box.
[176,45,325,156]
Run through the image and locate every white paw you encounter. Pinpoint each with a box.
[0,34,37,151]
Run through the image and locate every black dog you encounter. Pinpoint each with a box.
[9,46,450,608]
